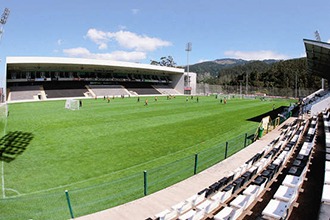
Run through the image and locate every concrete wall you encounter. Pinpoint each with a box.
[311,95,330,115]
[171,74,184,93]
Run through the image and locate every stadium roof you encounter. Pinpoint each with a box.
[304,39,330,80]
[6,56,184,75]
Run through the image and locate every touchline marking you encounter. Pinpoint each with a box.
[1,161,5,198]
[1,103,8,199]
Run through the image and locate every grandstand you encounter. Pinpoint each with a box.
[5,56,194,102]
[73,39,330,219]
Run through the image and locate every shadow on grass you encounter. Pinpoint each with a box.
[0,131,33,163]
[247,106,287,122]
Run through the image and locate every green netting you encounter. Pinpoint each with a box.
[148,155,195,194]
[69,172,144,217]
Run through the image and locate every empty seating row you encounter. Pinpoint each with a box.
[213,120,307,219]
[322,111,330,205]
[262,117,317,219]
[154,119,305,220]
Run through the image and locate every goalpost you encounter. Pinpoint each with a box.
[65,99,80,110]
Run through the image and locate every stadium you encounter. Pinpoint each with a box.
[6,56,197,102]
[1,2,330,216]
[0,38,329,220]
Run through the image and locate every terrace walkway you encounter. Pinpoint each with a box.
[76,117,297,220]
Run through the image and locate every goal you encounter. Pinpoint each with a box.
[65,99,80,110]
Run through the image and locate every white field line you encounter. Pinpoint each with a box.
[5,188,21,196]
[1,104,8,199]
[1,161,4,198]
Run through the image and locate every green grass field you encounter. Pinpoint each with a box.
[0,96,294,219]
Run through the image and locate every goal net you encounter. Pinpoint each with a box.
[65,99,79,110]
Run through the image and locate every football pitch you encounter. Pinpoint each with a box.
[0,95,294,219]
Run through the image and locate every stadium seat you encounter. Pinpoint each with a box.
[261,169,275,184]
[221,184,234,202]
[226,173,234,183]
[213,206,243,220]
[171,200,192,215]
[326,161,330,171]
[292,159,307,169]
[155,208,177,220]
[218,177,228,188]
[210,191,226,202]
[326,154,330,161]
[186,191,206,207]
[287,166,304,177]
[325,171,330,184]
[273,185,297,203]
[178,209,204,220]
[241,171,252,182]
[232,177,245,193]
[243,184,260,198]
[262,199,289,219]
[282,175,303,188]
[321,184,330,203]
[252,176,267,196]
[196,199,220,215]
[295,154,309,162]
[248,166,258,177]
[229,194,253,210]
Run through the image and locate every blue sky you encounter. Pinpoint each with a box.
[0,0,329,83]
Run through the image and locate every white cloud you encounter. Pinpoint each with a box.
[63,47,146,62]
[224,50,289,60]
[328,39,330,43]
[85,29,109,50]
[85,28,172,52]
[131,9,140,15]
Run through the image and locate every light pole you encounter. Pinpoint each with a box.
[185,42,192,93]
[245,72,248,95]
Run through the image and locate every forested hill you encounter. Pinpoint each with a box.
[188,58,322,89]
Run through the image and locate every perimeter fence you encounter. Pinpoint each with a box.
[1,115,289,220]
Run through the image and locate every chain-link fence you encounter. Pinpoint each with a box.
[196,83,318,98]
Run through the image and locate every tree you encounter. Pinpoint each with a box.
[150,56,177,67]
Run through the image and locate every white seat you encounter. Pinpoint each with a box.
[272,157,283,166]
[211,191,226,202]
[253,162,264,174]
[221,186,234,203]
[186,192,205,207]
[325,161,330,171]
[243,184,259,198]
[321,184,330,203]
[230,194,253,210]
[178,209,195,220]
[172,200,192,214]
[213,206,243,220]
[262,199,289,220]
[233,167,242,179]
[274,185,297,204]
[155,208,177,220]
[248,166,258,175]
[196,199,220,214]
[325,171,330,184]
[299,146,312,156]
[282,175,303,188]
